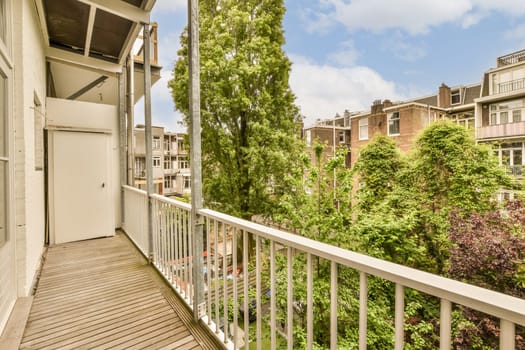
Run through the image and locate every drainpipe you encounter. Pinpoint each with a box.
[118,66,127,226]
[143,23,154,262]
[127,53,135,186]
[188,0,205,320]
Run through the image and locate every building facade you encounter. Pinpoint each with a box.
[133,126,191,197]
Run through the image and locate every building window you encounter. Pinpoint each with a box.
[153,156,161,167]
[164,158,171,170]
[34,96,43,170]
[496,142,524,176]
[451,112,475,130]
[164,178,170,189]
[305,130,311,146]
[184,176,191,189]
[489,99,524,125]
[178,140,184,151]
[388,112,400,135]
[358,118,368,140]
[338,130,345,143]
[153,136,161,150]
[451,89,461,105]
[179,157,189,169]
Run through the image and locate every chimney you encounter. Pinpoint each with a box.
[438,83,451,108]
[371,99,383,114]
[383,99,393,108]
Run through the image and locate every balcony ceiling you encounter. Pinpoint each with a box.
[37,0,156,74]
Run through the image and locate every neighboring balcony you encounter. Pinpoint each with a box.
[497,49,525,67]
[496,78,525,94]
[477,121,525,140]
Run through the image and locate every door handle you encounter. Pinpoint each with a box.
[101,182,105,188]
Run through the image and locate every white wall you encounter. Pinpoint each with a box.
[46,98,122,228]
[12,0,46,298]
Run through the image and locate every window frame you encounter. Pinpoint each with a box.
[152,136,161,150]
[358,118,368,141]
[0,37,12,248]
[450,89,461,105]
[387,112,400,136]
[153,156,161,168]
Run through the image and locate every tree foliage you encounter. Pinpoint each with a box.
[169,0,302,219]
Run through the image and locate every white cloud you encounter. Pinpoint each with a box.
[382,32,426,62]
[289,55,402,127]
[327,40,359,66]
[305,0,525,35]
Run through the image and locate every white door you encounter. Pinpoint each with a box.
[51,131,113,244]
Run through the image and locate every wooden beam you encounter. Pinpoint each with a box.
[84,6,97,57]
[77,0,150,24]
[34,0,50,45]
[46,47,122,75]
[66,76,108,100]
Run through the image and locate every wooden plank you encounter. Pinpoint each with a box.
[20,233,221,350]
[0,297,33,350]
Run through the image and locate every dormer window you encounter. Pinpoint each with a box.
[451,89,461,105]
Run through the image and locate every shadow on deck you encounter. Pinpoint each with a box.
[19,232,221,350]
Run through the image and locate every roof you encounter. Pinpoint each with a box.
[38,0,156,73]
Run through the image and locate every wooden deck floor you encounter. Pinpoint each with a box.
[19,232,221,350]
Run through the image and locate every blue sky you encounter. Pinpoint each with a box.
[136,0,525,131]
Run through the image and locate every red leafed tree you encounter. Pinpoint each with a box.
[448,200,525,349]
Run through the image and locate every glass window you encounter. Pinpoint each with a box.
[0,75,5,157]
[451,89,461,104]
[501,150,511,166]
[305,130,311,146]
[490,113,497,125]
[513,110,522,123]
[338,130,345,143]
[0,162,6,246]
[153,156,161,167]
[184,176,191,189]
[513,149,522,166]
[500,111,509,124]
[152,136,161,150]
[388,112,400,135]
[359,118,368,140]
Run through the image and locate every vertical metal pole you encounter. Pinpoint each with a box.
[440,299,451,350]
[143,23,154,261]
[127,53,135,186]
[118,69,127,226]
[188,0,204,320]
[332,119,336,202]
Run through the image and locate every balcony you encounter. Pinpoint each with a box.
[119,185,524,350]
[497,49,525,67]
[496,78,525,94]
[16,232,219,349]
[477,121,525,140]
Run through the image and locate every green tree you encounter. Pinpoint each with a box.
[169,0,302,220]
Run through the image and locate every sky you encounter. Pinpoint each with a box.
[135,0,525,131]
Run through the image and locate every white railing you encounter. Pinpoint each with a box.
[477,121,525,139]
[122,186,149,256]
[122,185,525,350]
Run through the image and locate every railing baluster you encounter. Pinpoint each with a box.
[176,207,182,291]
[233,227,238,350]
[189,209,194,304]
[270,241,276,350]
[440,299,451,350]
[168,206,174,284]
[307,253,313,350]
[359,272,368,350]
[214,221,220,334]
[223,223,229,343]
[500,319,515,350]
[330,261,337,350]
[243,230,249,349]
[287,247,293,350]
[206,216,212,326]
[256,235,262,350]
[395,284,404,350]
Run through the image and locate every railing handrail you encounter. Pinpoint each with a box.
[123,184,147,195]
[198,207,525,326]
[151,193,192,210]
